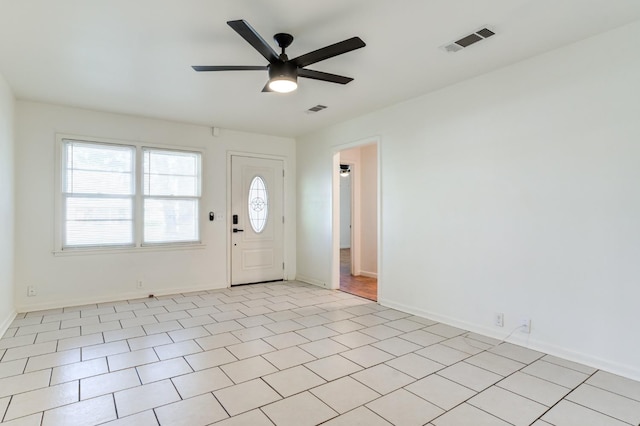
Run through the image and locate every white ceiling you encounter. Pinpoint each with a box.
[1,1,639,137]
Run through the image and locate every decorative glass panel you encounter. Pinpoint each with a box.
[248,176,268,233]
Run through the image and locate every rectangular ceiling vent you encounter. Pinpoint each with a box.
[305,104,327,114]
[441,27,495,53]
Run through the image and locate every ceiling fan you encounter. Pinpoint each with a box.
[192,19,366,93]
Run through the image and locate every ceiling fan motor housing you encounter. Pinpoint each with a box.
[269,61,298,82]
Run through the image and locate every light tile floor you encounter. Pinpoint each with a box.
[1,281,639,425]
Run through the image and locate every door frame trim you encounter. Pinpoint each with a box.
[226,151,290,287]
[331,137,381,296]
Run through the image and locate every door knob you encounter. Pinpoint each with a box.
[233,228,244,233]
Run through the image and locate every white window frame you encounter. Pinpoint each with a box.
[54,134,205,254]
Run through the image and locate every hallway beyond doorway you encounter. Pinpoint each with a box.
[340,248,377,301]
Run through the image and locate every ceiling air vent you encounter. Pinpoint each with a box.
[305,104,327,114]
[441,27,495,53]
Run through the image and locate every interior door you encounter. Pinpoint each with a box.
[231,155,284,285]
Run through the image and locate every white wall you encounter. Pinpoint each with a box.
[0,73,15,334]
[297,21,640,380]
[14,101,296,311]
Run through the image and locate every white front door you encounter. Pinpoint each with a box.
[231,155,284,285]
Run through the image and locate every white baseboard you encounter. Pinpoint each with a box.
[15,282,228,313]
[378,297,640,382]
[0,309,17,338]
[295,274,331,289]
[359,270,377,279]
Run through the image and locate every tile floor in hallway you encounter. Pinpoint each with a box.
[1,281,639,426]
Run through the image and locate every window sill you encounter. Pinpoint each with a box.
[52,243,206,257]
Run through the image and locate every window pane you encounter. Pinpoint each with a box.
[248,176,268,233]
[144,199,198,243]
[64,197,133,247]
[144,149,200,196]
[65,141,134,195]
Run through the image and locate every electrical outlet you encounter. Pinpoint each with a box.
[136,280,144,289]
[494,313,504,327]
[520,318,531,333]
[27,286,37,297]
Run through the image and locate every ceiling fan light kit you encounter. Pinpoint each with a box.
[193,19,365,93]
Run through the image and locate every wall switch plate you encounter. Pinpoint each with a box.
[520,318,531,333]
[27,286,37,297]
[494,313,504,327]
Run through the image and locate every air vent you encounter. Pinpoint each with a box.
[305,104,327,114]
[441,27,495,53]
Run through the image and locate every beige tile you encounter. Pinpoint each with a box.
[323,406,392,425]
[231,325,274,342]
[469,385,547,426]
[295,325,341,341]
[385,318,426,332]
[263,331,310,349]
[331,331,378,349]
[108,348,159,371]
[263,319,306,334]
[81,321,122,335]
[542,400,629,426]
[142,320,182,335]
[465,351,526,376]
[0,368,51,399]
[4,380,79,421]
[120,316,158,328]
[42,394,116,426]
[305,354,363,381]
[128,333,172,351]
[366,388,444,426]
[0,413,43,426]
[82,340,129,360]
[263,365,326,397]
[566,383,640,424]
[263,346,316,370]
[497,371,570,406]
[1,395,9,419]
[438,362,502,391]
[185,347,237,370]
[415,343,470,365]
[407,374,475,410]
[262,391,337,426]
[81,368,140,399]
[172,366,234,398]
[311,376,380,414]
[214,378,281,416]
[542,354,597,375]
[424,323,467,338]
[204,320,244,335]
[373,309,411,320]
[195,332,242,351]
[60,316,99,329]
[103,325,146,342]
[34,327,81,344]
[221,356,278,383]
[154,339,202,360]
[0,358,27,379]
[385,353,445,379]
[114,379,180,417]
[399,330,446,347]
[80,307,116,317]
[9,317,43,328]
[441,335,491,355]
[100,410,159,426]
[136,357,192,384]
[99,311,135,323]
[299,338,349,358]
[2,341,57,361]
[352,364,415,395]
[57,333,103,351]
[155,393,229,426]
[15,321,61,336]
[25,348,81,372]
[489,342,544,364]
[587,370,640,402]
[341,345,395,368]
[167,326,210,342]
[133,306,168,317]
[226,339,276,359]
[178,315,216,328]
[51,357,109,385]
[0,334,36,350]
[522,360,589,388]
[371,336,422,356]
[433,403,511,426]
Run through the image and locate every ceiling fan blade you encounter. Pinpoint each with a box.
[298,68,353,84]
[227,20,279,63]
[293,37,365,68]
[192,65,268,72]
[261,82,273,92]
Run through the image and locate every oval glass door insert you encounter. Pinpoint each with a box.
[248,176,268,233]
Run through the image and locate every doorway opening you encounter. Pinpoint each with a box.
[335,144,378,301]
